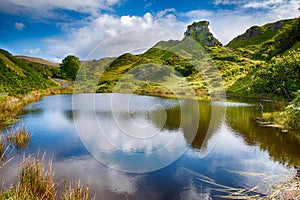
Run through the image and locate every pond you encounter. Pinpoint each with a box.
[1,93,299,199]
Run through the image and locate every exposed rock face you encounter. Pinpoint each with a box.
[270,21,282,32]
[184,21,222,47]
[244,26,261,37]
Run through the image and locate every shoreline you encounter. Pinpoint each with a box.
[0,86,72,130]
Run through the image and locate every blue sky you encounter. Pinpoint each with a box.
[0,0,299,61]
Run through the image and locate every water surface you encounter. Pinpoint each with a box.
[1,93,299,199]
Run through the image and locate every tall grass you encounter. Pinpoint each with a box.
[14,154,56,199]
[6,126,31,149]
[62,179,95,200]
[0,154,96,200]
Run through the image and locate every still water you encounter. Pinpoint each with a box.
[1,93,299,199]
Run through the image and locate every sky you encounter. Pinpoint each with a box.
[0,0,299,62]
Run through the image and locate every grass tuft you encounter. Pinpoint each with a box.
[0,153,97,199]
[62,179,95,200]
[1,154,57,199]
[17,154,56,199]
[6,126,31,149]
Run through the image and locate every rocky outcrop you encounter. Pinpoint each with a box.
[270,21,282,32]
[184,21,222,47]
[244,26,261,37]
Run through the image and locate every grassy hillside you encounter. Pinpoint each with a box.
[0,49,57,95]
[2,17,298,100]
[78,17,300,100]
[15,56,60,68]
[227,17,300,60]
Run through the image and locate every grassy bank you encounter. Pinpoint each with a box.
[0,87,72,129]
[259,90,300,131]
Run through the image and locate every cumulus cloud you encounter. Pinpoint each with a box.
[14,22,25,30]
[179,9,214,19]
[8,0,298,60]
[44,12,186,60]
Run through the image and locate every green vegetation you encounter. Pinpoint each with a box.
[60,55,81,81]
[228,50,300,98]
[16,56,60,68]
[0,49,57,95]
[263,90,300,130]
[82,17,297,99]
[227,18,300,60]
[80,17,300,129]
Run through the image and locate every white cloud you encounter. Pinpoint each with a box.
[15,0,298,60]
[214,0,298,10]
[22,48,41,55]
[14,22,25,30]
[179,9,214,19]
[213,0,245,5]
[156,8,176,18]
[44,11,185,60]
[0,0,123,19]
[243,0,284,9]
[144,0,156,8]
[183,0,300,45]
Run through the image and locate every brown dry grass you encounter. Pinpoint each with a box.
[1,154,96,200]
[6,126,31,149]
[62,179,95,200]
[0,87,72,129]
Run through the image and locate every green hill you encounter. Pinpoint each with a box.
[227,18,300,60]
[76,17,300,99]
[15,56,60,68]
[226,17,300,99]
[0,49,57,95]
[2,17,299,100]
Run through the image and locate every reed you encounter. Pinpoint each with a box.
[183,167,300,199]
[6,126,31,149]
[267,175,300,199]
[8,126,31,149]
[62,179,96,200]
[1,154,56,199]
[18,154,56,199]
[1,154,97,200]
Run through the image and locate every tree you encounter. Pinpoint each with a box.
[60,55,80,81]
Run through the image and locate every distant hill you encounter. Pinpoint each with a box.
[81,17,300,99]
[16,56,60,68]
[0,49,57,94]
